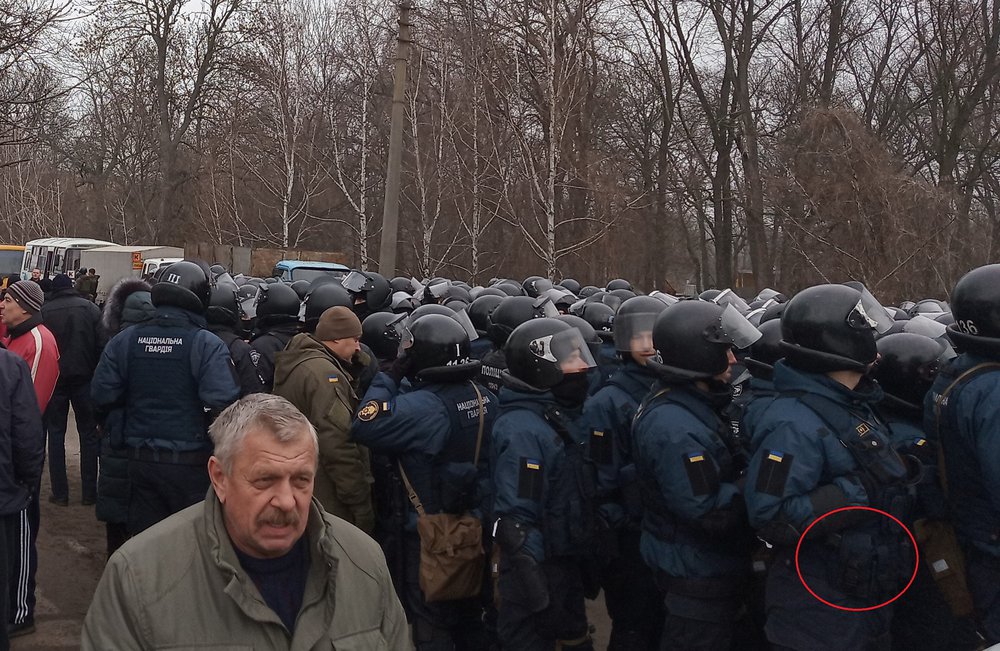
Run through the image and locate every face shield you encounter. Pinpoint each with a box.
[238,286,259,319]
[427,282,451,300]
[388,314,413,354]
[533,296,560,318]
[650,291,679,307]
[755,288,783,303]
[341,271,374,294]
[903,315,958,361]
[705,304,762,350]
[528,327,598,375]
[712,288,751,315]
[845,284,894,334]
[613,310,659,353]
[451,308,479,341]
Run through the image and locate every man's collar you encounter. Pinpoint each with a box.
[6,312,42,339]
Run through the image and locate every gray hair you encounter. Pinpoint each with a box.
[209,394,318,473]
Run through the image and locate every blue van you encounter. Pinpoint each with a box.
[270,260,350,283]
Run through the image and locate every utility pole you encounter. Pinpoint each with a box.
[378,0,412,277]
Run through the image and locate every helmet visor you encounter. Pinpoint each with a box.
[713,288,751,315]
[534,296,561,318]
[389,314,413,354]
[528,327,597,373]
[613,310,659,352]
[706,304,762,350]
[239,287,259,319]
[650,291,679,307]
[849,286,894,334]
[428,282,451,299]
[342,271,374,293]
[755,288,782,302]
[451,308,479,342]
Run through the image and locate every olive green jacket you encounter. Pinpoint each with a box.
[273,333,375,533]
[81,491,411,650]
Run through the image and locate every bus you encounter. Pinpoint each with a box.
[21,237,116,281]
[0,245,25,289]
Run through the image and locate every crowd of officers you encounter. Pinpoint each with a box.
[57,260,1000,650]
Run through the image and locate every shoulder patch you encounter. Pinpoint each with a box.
[683,450,719,497]
[358,400,380,421]
[327,374,339,383]
[755,450,794,497]
[518,457,544,501]
[589,429,613,465]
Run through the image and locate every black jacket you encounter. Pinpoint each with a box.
[207,325,265,397]
[0,348,44,515]
[41,288,103,385]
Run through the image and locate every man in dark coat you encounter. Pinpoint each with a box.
[40,274,102,506]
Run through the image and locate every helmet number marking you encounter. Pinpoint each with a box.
[957,320,978,335]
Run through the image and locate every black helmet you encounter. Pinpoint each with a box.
[584,290,622,312]
[409,314,479,381]
[304,282,353,331]
[560,278,581,294]
[488,296,554,347]
[699,289,722,301]
[614,295,669,352]
[151,260,211,313]
[606,278,633,292]
[576,302,615,341]
[948,264,1000,355]
[579,285,600,298]
[780,284,880,373]
[361,312,406,362]
[609,288,637,303]
[493,281,524,297]
[408,303,456,323]
[476,287,507,299]
[290,280,311,300]
[522,276,553,298]
[909,298,949,318]
[759,301,786,324]
[389,276,413,294]
[648,300,760,381]
[556,314,601,359]
[254,282,301,326]
[362,272,392,310]
[206,280,240,327]
[874,333,946,408]
[505,318,595,390]
[745,319,783,380]
[209,263,226,277]
[469,294,504,335]
[422,278,451,303]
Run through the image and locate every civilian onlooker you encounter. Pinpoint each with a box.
[0,349,44,650]
[40,274,102,506]
[74,269,99,303]
[0,280,58,639]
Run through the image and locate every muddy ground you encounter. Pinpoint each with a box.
[13,417,613,650]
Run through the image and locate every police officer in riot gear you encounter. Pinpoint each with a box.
[478,296,557,394]
[579,295,666,650]
[361,312,407,373]
[744,284,917,650]
[631,300,759,651]
[304,281,355,333]
[205,278,264,395]
[91,260,240,536]
[874,334,980,651]
[248,282,301,391]
[351,314,496,650]
[925,264,1000,644]
[469,294,503,361]
[491,318,599,651]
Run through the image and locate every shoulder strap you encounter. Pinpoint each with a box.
[933,362,1000,498]
[400,381,486,516]
[633,387,670,424]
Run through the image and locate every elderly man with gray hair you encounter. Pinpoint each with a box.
[81,393,411,650]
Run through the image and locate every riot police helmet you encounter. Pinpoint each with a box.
[303,282,353,332]
[874,333,947,408]
[522,276,553,298]
[576,301,615,341]
[389,276,413,294]
[254,282,301,326]
[361,312,408,363]
[909,298,949,318]
[408,314,479,382]
[560,278,582,294]
[609,288,637,302]
[759,300,786,324]
[556,314,601,360]
[744,319,783,380]
[947,264,1000,355]
[504,318,596,390]
[363,272,393,311]
[606,278,633,292]
[209,263,226,278]
[579,285,600,298]
[614,295,669,354]
[290,280,311,300]
[699,289,722,301]
[780,284,890,373]
[648,300,760,381]
[151,260,212,314]
[487,296,556,348]
[206,277,241,326]
[476,287,507,299]
[469,294,504,336]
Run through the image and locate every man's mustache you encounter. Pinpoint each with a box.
[258,508,300,528]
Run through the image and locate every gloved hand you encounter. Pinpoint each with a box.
[387,353,414,385]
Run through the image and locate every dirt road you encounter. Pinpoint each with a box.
[11,418,614,650]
